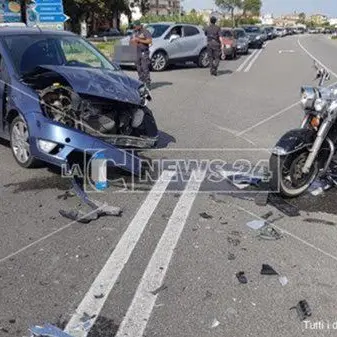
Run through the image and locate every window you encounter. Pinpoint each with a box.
[184,26,199,37]
[146,24,170,38]
[165,25,183,39]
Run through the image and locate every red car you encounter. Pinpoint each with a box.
[220,28,237,60]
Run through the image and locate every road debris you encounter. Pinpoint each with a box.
[211,318,220,329]
[290,300,312,321]
[308,178,332,196]
[236,271,248,284]
[0,327,9,333]
[255,192,269,206]
[227,236,240,246]
[268,193,300,217]
[29,323,75,337]
[150,284,168,295]
[261,211,273,220]
[228,252,236,260]
[59,177,122,223]
[57,190,76,200]
[199,212,213,219]
[260,264,278,275]
[225,307,238,318]
[279,276,288,286]
[209,193,226,204]
[303,218,336,226]
[258,225,282,240]
[246,220,265,230]
[94,293,104,299]
[9,319,16,324]
[204,290,213,300]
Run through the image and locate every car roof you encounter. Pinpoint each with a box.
[0,27,76,36]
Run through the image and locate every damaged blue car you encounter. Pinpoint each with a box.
[0,28,157,175]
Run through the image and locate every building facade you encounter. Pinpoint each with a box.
[310,14,328,25]
[148,0,181,16]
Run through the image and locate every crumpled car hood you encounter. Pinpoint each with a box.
[37,65,142,105]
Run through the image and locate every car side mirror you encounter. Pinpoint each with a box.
[169,34,180,42]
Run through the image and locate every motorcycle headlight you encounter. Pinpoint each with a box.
[314,98,327,112]
[256,35,261,40]
[300,86,318,109]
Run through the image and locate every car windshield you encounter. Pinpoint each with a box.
[235,30,245,38]
[145,24,170,38]
[221,30,233,37]
[3,34,117,77]
[243,26,261,33]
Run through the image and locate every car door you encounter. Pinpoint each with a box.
[162,25,184,59]
[181,25,201,57]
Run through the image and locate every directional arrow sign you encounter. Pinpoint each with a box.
[38,13,69,22]
[34,5,63,13]
[32,0,62,4]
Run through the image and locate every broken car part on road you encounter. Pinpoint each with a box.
[29,323,75,337]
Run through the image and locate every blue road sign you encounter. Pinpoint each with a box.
[35,5,63,13]
[39,13,69,22]
[32,0,62,4]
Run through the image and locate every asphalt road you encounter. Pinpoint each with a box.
[2,34,337,337]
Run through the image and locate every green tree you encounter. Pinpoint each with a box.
[242,0,261,16]
[215,0,242,27]
[190,8,197,14]
[297,12,306,24]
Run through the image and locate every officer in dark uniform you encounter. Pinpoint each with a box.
[205,16,222,76]
[130,20,152,88]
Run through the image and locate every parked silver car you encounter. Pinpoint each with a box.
[117,22,210,71]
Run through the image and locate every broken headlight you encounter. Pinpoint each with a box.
[138,84,152,106]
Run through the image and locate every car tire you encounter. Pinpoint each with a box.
[10,115,39,168]
[151,51,168,72]
[197,49,209,68]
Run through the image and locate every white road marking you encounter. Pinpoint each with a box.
[114,169,207,337]
[297,36,337,79]
[244,48,263,72]
[64,170,176,337]
[279,50,295,53]
[236,49,257,72]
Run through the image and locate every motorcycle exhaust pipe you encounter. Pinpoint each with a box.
[302,121,330,174]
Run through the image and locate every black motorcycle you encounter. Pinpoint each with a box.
[270,62,337,197]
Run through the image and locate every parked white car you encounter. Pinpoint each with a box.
[115,22,210,71]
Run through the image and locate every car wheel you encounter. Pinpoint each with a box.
[151,51,168,72]
[197,49,209,68]
[10,115,39,168]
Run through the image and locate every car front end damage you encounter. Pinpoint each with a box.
[12,65,158,175]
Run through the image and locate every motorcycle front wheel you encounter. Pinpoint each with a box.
[270,150,319,198]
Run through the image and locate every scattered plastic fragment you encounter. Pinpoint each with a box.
[57,190,76,200]
[9,319,16,324]
[150,284,168,295]
[204,291,213,300]
[258,225,282,240]
[59,209,98,224]
[29,323,75,337]
[227,236,240,246]
[260,264,279,275]
[290,300,312,321]
[268,194,300,217]
[94,294,104,299]
[279,276,288,286]
[199,212,213,219]
[225,307,238,318]
[304,218,336,226]
[236,271,248,284]
[1,327,9,333]
[211,318,220,329]
[228,174,261,186]
[261,211,273,220]
[228,252,236,260]
[246,220,265,230]
[308,178,332,196]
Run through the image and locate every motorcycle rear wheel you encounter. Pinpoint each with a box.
[270,150,319,198]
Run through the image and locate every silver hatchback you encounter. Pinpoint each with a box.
[117,22,210,71]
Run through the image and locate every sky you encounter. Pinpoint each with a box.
[183,0,337,17]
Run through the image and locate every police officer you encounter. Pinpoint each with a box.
[130,20,152,88]
[205,16,222,76]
